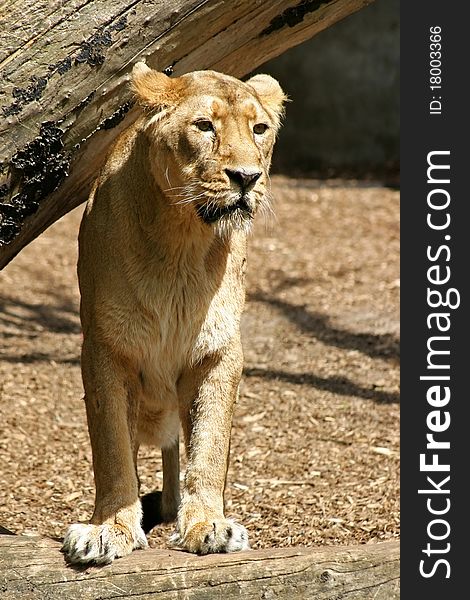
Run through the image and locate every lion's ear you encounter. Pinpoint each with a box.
[131,62,183,108]
[246,74,288,126]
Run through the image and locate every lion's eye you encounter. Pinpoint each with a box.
[253,123,268,135]
[195,120,214,132]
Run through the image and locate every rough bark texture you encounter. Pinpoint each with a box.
[0,534,399,599]
[0,0,375,268]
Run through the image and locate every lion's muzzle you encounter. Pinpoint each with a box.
[196,194,254,225]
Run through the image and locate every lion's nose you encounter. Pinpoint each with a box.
[225,168,261,192]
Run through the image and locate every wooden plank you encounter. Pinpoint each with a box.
[0,534,399,599]
[0,0,375,268]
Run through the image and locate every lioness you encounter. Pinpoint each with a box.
[61,63,286,564]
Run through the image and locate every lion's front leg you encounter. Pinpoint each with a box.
[62,340,147,565]
[175,341,249,554]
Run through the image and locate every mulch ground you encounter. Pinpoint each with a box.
[0,176,399,551]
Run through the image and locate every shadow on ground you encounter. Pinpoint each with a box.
[249,291,399,363]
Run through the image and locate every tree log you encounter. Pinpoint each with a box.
[0,534,399,599]
[0,0,375,269]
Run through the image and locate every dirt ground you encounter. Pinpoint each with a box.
[0,176,399,551]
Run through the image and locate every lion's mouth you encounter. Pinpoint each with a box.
[196,196,253,225]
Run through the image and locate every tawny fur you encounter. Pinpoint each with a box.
[61,63,286,564]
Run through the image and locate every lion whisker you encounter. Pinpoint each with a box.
[171,191,208,206]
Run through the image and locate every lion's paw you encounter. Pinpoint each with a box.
[172,519,249,555]
[61,522,148,565]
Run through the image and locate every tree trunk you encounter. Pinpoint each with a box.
[0,0,375,269]
[0,533,399,599]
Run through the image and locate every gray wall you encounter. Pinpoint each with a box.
[257,0,399,176]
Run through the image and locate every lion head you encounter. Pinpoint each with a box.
[131,63,286,235]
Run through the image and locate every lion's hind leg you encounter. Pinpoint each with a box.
[141,439,181,533]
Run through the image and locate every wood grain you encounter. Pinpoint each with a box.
[0,534,399,599]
